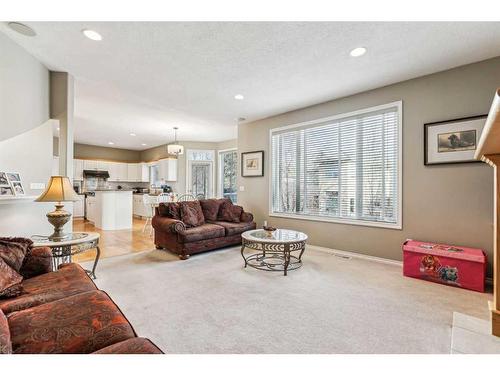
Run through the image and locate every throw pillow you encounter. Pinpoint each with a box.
[0,258,23,299]
[158,202,181,220]
[219,202,243,223]
[216,198,233,220]
[179,201,205,227]
[0,309,12,354]
[0,237,33,272]
[199,199,224,221]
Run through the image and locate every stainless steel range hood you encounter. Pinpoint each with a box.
[83,170,110,179]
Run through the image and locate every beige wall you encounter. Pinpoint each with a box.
[0,32,49,141]
[53,138,142,162]
[238,57,500,271]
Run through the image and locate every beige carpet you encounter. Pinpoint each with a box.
[83,246,491,353]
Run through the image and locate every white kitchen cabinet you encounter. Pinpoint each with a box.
[133,194,153,217]
[117,163,128,181]
[97,161,109,170]
[83,160,98,170]
[127,163,140,182]
[73,159,84,181]
[86,196,97,223]
[140,163,150,182]
[157,158,177,182]
[52,156,59,176]
[73,195,84,217]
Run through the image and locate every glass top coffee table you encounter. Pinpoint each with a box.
[241,229,308,276]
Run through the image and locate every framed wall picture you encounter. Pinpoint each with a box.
[424,115,487,165]
[241,151,264,177]
[6,173,25,196]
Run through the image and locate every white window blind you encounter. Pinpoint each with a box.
[271,102,402,228]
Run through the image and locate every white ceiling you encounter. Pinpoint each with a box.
[2,22,500,150]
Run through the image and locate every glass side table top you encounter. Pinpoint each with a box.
[242,229,308,243]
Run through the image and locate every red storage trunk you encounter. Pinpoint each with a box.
[402,239,486,292]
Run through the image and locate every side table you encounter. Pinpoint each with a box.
[31,232,101,279]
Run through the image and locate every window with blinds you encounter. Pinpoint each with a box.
[270,102,402,228]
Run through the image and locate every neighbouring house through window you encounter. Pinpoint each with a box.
[270,101,402,228]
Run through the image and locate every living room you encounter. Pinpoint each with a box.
[2,0,500,373]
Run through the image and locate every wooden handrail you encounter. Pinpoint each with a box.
[475,88,500,159]
[475,88,500,337]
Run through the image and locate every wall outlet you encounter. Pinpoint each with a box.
[30,183,46,190]
[239,185,245,192]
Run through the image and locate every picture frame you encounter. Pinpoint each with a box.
[6,172,25,196]
[241,151,264,177]
[424,115,487,165]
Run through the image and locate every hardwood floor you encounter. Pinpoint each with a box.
[72,217,155,262]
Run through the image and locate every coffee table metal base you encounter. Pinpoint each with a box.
[241,239,306,276]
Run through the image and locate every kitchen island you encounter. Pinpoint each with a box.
[86,190,133,230]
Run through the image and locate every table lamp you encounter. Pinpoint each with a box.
[35,176,80,240]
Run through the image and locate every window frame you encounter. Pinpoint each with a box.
[218,148,238,202]
[268,101,403,230]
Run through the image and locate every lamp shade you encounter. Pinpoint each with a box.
[167,143,184,155]
[35,176,80,202]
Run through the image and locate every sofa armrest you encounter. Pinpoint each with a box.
[19,246,53,279]
[240,211,254,223]
[152,215,186,233]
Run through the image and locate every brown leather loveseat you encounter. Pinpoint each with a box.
[152,198,256,259]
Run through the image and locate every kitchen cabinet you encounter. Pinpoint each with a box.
[140,163,150,182]
[157,158,177,182]
[73,159,84,181]
[133,194,151,217]
[83,160,98,170]
[127,163,140,182]
[73,195,84,217]
[86,196,97,223]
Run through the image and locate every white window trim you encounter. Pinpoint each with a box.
[268,101,403,230]
[217,148,237,198]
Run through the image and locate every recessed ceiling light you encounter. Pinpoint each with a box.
[141,143,147,146]
[7,22,36,37]
[108,141,114,145]
[350,47,367,57]
[82,29,102,41]
[56,127,60,131]
[129,133,136,136]
[234,94,244,100]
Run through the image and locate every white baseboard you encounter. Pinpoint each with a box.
[308,245,403,267]
[308,245,494,287]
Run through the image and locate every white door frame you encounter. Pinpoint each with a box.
[186,149,216,198]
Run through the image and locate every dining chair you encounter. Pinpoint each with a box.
[142,194,159,235]
[177,194,196,202]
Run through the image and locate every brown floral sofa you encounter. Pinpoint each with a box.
[152,198,256,259]
[0,238,162,354]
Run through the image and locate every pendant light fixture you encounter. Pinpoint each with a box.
[167,127,184,155]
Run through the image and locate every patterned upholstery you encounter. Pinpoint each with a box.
[8,290,136,354]
[0,263,97,315]
[0,309,11,354]
[199,199,225,221]
[19,246,52,279]
[0,237,32,272]
[93,337,163,354]
[208,221,256,237]
[179,201,205,227]
[177,223,225,243]
[0,258,23,298]
[218,202,243,223]
[153,200,256,258]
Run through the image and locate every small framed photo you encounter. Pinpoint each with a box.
[0,186,14,196]
[241,151,264,177]
[6,173,25,196]
[424,115,487,165]
[0,172,9,186]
